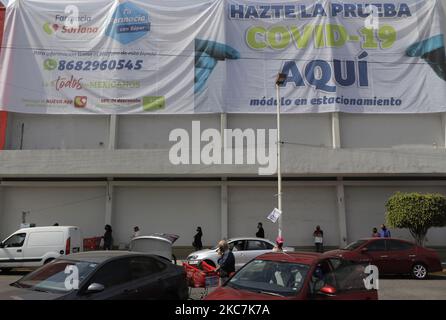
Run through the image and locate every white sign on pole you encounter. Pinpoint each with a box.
[267,208,282,224]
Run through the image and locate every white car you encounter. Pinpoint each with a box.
[0,226,82,272]
[186,237,294,270]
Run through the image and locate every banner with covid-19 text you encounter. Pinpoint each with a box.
[0,0,445,114]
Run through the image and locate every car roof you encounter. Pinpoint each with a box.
[16,226,78,233]
[228,237,274,243]
[62,251,154,263]
[256,251,322,265]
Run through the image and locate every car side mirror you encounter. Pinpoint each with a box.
[361,247,368,253]
[318,284,337,296]
[86,283,105,293]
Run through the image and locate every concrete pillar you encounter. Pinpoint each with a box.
[105,180,113,226]
[108,115,118,150]
[331,112,341,149]
[442,113,446,147]
[221,179,228,240]
[336,178,348,247]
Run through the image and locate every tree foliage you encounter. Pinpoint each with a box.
[385,192,446,245]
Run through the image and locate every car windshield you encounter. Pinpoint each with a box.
[343,240,368,250]
[227,259,309,297]
[15,259,98,293]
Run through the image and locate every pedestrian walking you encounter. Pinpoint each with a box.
[313,225,324,252]
[371,227,380,237]
[193,226,203,251]
[103,224,113,250]
[379,224,391,238]
[256,222,265,238]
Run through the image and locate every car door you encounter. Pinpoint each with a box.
[245,240,273,264]
[311,258,377,300]
[0,233,26,267]
[358,239,390,274]
[228,240,246,269]
[385,239,416,274]
[79,258,133,300]
[127,256,170,299]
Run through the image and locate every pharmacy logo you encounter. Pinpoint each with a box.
[106,2,150,44]
[43,22,59,35]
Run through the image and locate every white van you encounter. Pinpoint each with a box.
[0,226,82,271]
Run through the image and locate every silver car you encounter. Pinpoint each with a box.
[186,237,295,270]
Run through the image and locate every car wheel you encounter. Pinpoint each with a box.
[412,263,428,279]
[44,258,55,265]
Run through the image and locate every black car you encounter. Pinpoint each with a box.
[1,251,188,300]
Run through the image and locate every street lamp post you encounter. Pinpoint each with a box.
[275,73,287,238]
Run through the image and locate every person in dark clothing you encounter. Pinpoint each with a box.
[215,240,235,284]
[103,224,113,250]
[193,226,203,251]
[313,225,324,253]
[256,222,265,238]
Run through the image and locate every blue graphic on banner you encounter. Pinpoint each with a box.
[106,2,150,45]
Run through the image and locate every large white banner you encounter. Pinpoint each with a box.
[0,0,445,114]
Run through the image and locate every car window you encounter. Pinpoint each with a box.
[387,240,414,251]
[228,259,310,296]
[129,256,166,280]
[263,241,274,250]
[3,233,26,248]
[246,240,267,251]
[366,239,386,251]
[89,258,131,289]
[229,240,246,252]
[309,259,335,294]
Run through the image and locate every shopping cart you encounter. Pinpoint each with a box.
[83,237,102,251]
[183,261,220,299]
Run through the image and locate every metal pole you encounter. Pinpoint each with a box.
[276,84,282,238]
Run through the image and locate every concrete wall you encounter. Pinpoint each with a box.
[228,186,339,246]
[6,113,109,150]
[112,186,221,247]
[340,114,444,148]
[117,114,220,149]
[345,185,446,246]
[0,186,106,241]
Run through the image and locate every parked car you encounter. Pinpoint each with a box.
[325,238,443,279]
[1,251,188,300]
[205,252,378,300]
[130,233,178,264]
[0,226,82,272]
[186,237,295,270]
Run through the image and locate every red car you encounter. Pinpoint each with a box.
[205,252,378,300]
[326,238,443,279]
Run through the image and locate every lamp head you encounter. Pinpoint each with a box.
[275,73,287,86]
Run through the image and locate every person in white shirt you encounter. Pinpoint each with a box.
[133,226,140,238]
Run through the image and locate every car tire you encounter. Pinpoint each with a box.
[412,263,428,279]
[44,258,55,265]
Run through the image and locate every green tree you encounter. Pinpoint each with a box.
[385,192,446,246]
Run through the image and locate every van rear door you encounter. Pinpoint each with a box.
[69,227,82,254]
